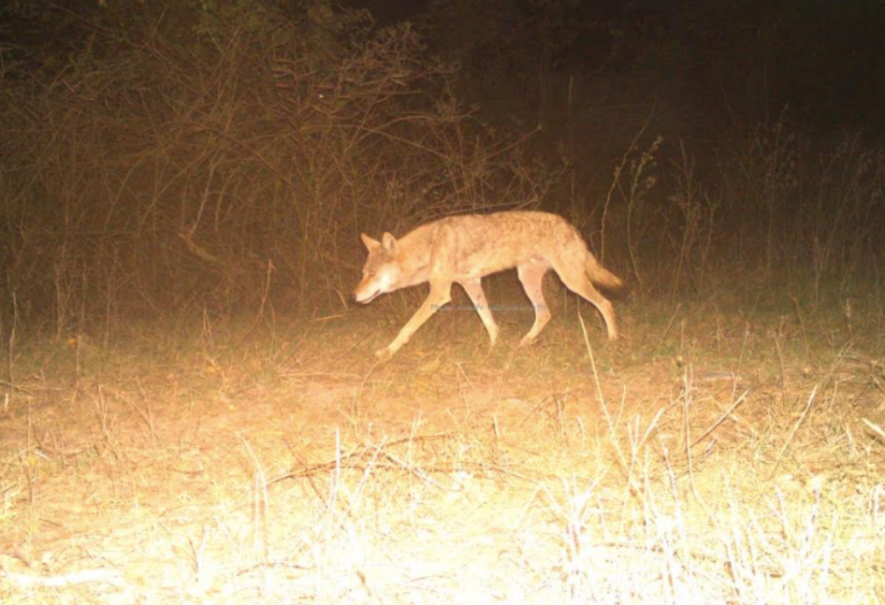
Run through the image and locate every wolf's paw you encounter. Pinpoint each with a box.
[518,335,537,348]
[374,347,394,361]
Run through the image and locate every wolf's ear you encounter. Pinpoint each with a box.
[381,233,398,254]
[360,233,381,251]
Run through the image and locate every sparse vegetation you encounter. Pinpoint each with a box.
[1,1,883,604]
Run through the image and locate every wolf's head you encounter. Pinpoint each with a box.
[353,233,403,304]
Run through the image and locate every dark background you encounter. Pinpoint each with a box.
[1,0,883,331]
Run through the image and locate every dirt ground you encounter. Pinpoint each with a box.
[1,286,884,604]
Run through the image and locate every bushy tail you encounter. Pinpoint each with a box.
[586,254,625,292]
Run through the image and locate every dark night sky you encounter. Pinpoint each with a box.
[0,0,882,133]
[337,0,885,134]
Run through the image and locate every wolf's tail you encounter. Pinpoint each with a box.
[586,254,625,292]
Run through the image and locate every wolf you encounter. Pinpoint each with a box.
[353,211,623,360]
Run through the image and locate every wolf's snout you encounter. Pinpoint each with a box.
[353,285,381,304]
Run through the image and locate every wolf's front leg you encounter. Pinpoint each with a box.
[376,283,452,359]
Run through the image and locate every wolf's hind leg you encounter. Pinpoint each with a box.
[461,279,499,347]
[551,257,618,340]
[517,263,552,346]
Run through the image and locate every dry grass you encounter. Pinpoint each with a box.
[1,285,883,605]
[1,9,883,603]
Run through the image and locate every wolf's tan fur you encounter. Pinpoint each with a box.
[353,211,623,359]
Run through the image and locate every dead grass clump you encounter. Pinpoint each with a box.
[1,304,883,604]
